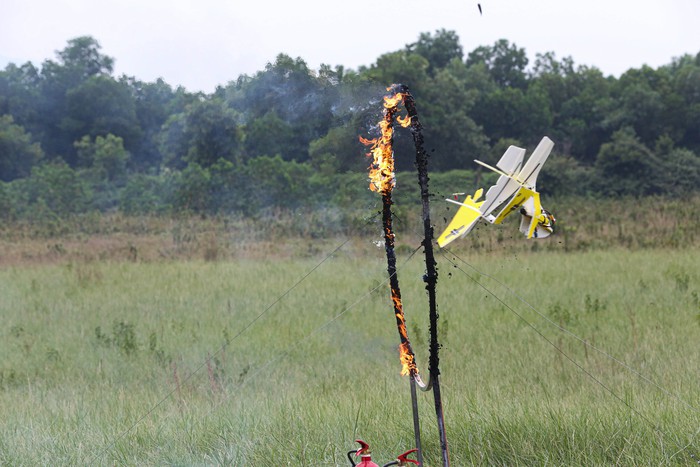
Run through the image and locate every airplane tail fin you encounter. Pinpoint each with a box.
[496,145,526,175]
[516,136,554,189]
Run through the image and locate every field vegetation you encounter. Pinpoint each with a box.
[3,24,700,466]
[1,196,699,465]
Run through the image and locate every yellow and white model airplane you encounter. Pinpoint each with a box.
[437,136,556,248]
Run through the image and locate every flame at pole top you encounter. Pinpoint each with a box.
[361,87,412,195]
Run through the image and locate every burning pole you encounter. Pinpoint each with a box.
[394,84,450,467]
[361,90,424,466]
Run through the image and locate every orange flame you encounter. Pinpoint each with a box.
[363,119,395,193]
[392,286,418,377]
[361,90,407,194]
[383,92,404,109]
[386,88,411,127]
[396,114,411,128]
[358,136,377,146]
[399,342,417,376]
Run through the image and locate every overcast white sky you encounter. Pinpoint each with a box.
[1,0,699,94]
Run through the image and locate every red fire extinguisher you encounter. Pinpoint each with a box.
[347,440,419,467]
[386,448,419,467]
[348,440,379,467]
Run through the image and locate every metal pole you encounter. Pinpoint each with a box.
[410,376,425,466]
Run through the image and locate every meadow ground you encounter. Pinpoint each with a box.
[1,200,699,465]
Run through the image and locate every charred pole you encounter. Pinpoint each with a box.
[393,83,450,467]
[363,90,424,466]
[380,163,424,467]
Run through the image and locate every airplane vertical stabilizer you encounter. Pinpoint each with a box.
[496,146,526,175]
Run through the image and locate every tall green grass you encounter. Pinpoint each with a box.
[1,244,699,465]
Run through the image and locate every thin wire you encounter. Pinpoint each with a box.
[86,238,350,464]
[439,249,700,464]
[444,247,700,415]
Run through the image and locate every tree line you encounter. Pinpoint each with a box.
[1,31,699,219]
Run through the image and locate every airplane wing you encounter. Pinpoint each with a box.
[478,170,523,220]
[436,189,484,248]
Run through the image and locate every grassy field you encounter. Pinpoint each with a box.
[1,217,700,465]
[1,196,699,465]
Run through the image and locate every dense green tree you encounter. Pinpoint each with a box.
[160,97,243,169]
[60,76,141,165]
[527,53,615,163]
[53,36,114,80]
[228,54,319,121]
[1,31,699,216]
[556,67,614,162]
[538,153,593,197]
[466,39,529,89]
[171,162,212,213]
[529,54,576,137]
[124,77,197,170]
[363,50,431,92]
[605,66,668,147]
[20,161,91,215]
[244,110,301,160]
[0,181,11,220]
[309,124,366,175]
[225,54,336,162]
[594,127,662,196]
[0,62,41,131]
[74,133,129,182]
[208,158,250,213]
[669,54,700,151]
[531,52,576,78]
[246,155,316,209]
[662,147,700,196]
[470,85,551,146]
[419,60,489,169]
[406,29,464,75]
[119,173,172,215]
[462,61,498,95]
[466,44,550,148]
[0,114,43,181]
[38,37,116,160]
